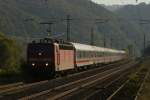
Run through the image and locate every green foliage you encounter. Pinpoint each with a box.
[0,0,136,49]
[115,3,150,52]
[0,32,21,74]
[111,62,149,100]
[0,0,147,56]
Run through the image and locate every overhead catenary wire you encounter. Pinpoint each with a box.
[21,0,150,50]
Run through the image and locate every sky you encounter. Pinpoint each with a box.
[92,0,150,5]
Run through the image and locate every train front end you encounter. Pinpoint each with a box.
[27,42,55,77]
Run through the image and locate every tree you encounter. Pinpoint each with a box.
[0,32,21,73]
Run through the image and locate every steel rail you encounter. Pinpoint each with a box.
[20,61,135,100]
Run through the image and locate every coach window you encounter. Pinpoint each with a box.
[86,51,88,58]
[111,52,113,56]
[95,52,97,57]
[98,52,101,57]
[77,52,80,58]
[85,51,87,58]
[85,52,87,58]
[92,52,94,57]
[109,52,111,56]
[83,51,85,58]
[96,52,97,57]
[106,52,108,56]
[96,52,99,57]
[93,52,94,57]
[84,51,86,58]
[91,52,93,57]
[81,52,82,58]
[81,52,83,58]
[79,52,81,58]
[89,51,91,57]
[80,51,82,58]
[89,52,91,58]
[87,51,89,57]
[83,52,85,58]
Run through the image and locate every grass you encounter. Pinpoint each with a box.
[111,58,150,100]
[0,68,23,85]
[0,69,20,77]
[138,76,150,100]
[136,60,150,100]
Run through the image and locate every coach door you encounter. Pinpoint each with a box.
[56,45,60,66]
[55,44,60,71]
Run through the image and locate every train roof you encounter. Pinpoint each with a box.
[71,42,126,54]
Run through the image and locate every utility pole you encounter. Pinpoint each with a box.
[95,19,108,48]
[104,32,106,48]
[144,32,146,51]
[139,21,147,52]
[90,27,94,45]
[40,22,54,37]
[110,36,113,48]
[65,15,72,41]
[134,40,137,57]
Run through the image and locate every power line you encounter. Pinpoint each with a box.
[44,15,74,41]
[40,22,55,37]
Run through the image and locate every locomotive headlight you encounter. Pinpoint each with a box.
[38,52,42,56]
[45,63,49,66]
[32,63,35,66]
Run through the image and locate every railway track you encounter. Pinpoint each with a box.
[0,59,135,100]
[81,71,130,100]
[44,61,138,100]
[0,80,49,98]
[20,66,124,100]
[0,82,24,93]
[85,64,139,100]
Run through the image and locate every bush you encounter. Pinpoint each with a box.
[0,32,21,74]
